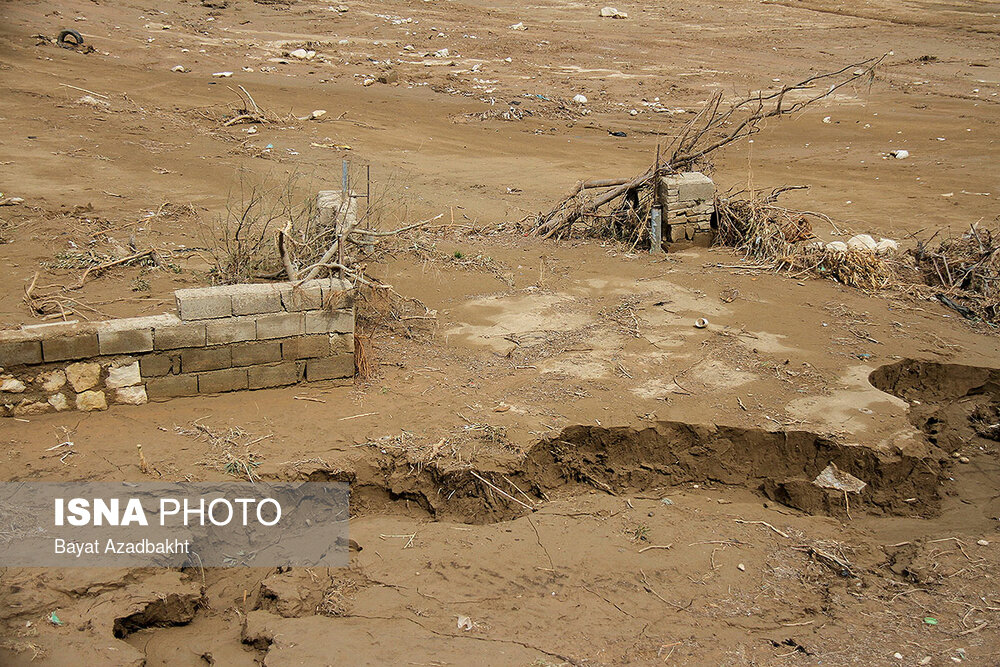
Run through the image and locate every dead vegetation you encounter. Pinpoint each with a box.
[176,420,271,482]
[911,224,1000,322]
[528,56,886,241]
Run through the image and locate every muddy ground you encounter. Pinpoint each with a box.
[1,0,1000,664]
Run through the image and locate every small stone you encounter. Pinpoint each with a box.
[889,149,909,159]
[959,456,970,464]
[737,563,746,571]
[13,400,52,416]
[920,658,932,666]
[977,539,990,546]
[114,386,148,406]
[377,70,398,84]
[1,377,26,393]
[952,451,962,458]
[76,390,108,412]
[48,393,70,411]
[660,498,673,505]
[894,653,903,660]
[362,78,375,86]
[106,361,141,389]
[508,22,526,30]
[433,48,450,58]
[599,6,628,18]
[572,94,587,104]
[66,362,101,392]
[310,109,327,119]
[289,48,310,59]
[171,65,188,73]
[40,370,67,392]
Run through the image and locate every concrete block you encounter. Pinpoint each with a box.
[175,287,233,320]
[181,346,232,373]
[146,374,198,399]
[322,279,354,310]
[232,341,282,367]
[231,284,283,316]
[42,333,99,362]
[305,355,354,381]
[279,281,323,312]
[98,326,153,355]
[248,362,301,389]
[329,333,354,356]
[304,309,354,334]
[667,172,715,202]
[198,367,248,394]
[207,316,257,345]
[155,322,206,350]
[0,340,42,366]
[281,335,330,360]
[256,312,305,339]
[140,353,178,377]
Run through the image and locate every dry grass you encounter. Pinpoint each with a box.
[176,420,271,482]
[911,224,1000,322]
[714,187,815,261]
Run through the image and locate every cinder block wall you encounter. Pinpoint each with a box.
[0,279,355,417]
[659,172,715,243]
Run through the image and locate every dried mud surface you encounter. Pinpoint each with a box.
[1,0,1000,664]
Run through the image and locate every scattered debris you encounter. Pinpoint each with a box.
[812,462,867,493]
[599,7,629,18]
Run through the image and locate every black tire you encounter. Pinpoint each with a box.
[57,29,83,48]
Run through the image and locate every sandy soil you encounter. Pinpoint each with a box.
[1,0,999,664]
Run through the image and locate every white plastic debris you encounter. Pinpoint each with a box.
[806,241,826,251]
[889,149,909,159]
[822,116,832,124]
[457,615,474,631]
[572,93,588,104]
[600,6,628,18]
[825,241,848,254]
[434,48,450,58]
[875,238,900,255]
[847,234,878,252]
[508,22,526,30]
[813,462,867,494]
[977,539,990,546]
[311,109,327,119]
[212,71,233,77]
[629,109,638,116]
[694,318,709,329]
[171,65,188,73]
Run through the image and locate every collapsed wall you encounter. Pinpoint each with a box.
[660,172,715,244]
[0,279,355,417]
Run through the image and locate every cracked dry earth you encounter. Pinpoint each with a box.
[2,0,1000,664]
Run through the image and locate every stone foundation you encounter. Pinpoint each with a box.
[0,279,355,417]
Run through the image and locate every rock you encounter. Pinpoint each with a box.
[377,70,398,84]
[889,149,909,159]
[114,386,148,406]
[171,65,188,73]
[1,377,26,393]
[977,539,990,546]
[48,393,70,411]
[847,234,878,252]
[289,49,316,60]
[106,362,141,389]
[13,400,52,416]
[76,95,109,107]
[76,390,108,412]
[509,22,526,30]
[572,94,588,104]
[335,4,349,12]
[40,370,67,392]
[600,6,628,18]
[959,456,970,463]
[875,238,900,255]
[362,78,375,86]
[433,48,450,58]
[737,563,746,572]
[66,362,101,392]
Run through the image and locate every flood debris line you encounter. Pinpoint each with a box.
[527,56,886,241]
